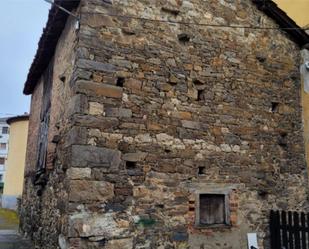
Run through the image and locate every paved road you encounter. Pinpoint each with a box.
[0,209,33,249]
[0,230,33,249]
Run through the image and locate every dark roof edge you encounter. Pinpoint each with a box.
[253,0,309,47]
[7,115,29,125]
[23,0,80,95]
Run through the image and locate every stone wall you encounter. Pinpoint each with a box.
[21,0,309,248]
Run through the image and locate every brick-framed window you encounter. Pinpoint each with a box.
[195,190,231,227]
[0,157,5,165]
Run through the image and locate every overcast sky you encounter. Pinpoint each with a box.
[0,0,49,118]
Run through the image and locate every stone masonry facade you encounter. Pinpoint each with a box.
[20,0,309,249]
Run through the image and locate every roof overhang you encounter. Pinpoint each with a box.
[7,115,29,125]
[23,0,80,95]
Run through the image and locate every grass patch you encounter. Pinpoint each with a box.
[0,208,19,230]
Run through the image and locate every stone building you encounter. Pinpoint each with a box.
[20,0,309,248]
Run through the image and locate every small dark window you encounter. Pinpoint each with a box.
[0,158,5,165]
[116,77,125,87]
[59,76,66,83]
[126,161,136,170]
[198,166,206,175]
[0,175,3,181]
[178,33,191,43]
[199,194,226,225]
[271,102,279,113]
[0,143,6,150]
[2,127,8,134]
[197,90,204,101]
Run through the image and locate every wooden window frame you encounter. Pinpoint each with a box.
[195,190,231,228]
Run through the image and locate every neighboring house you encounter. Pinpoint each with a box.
[274,0,309,27]
[2,115,29,210]
[0,118,9,193]
[20,0,309,249]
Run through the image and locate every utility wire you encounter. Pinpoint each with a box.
[44,0,308,31]
[82,12,308,31]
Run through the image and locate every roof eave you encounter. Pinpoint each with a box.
[253,0,309,48]
[23,0,80,95]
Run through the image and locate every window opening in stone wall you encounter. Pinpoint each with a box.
[1,127,8,134]
[278,132,288,148]
[116,77,125,87]
[197,90,205,101]
[271,102,279,113]
[0,158,5,165]
[199,194,226,225]
[198,166,206,175]
[0,143,6,150]
[126,161,136,170]
[178,33,191,44]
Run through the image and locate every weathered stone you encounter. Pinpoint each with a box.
[105,238,133,249]
[69,213,124,237]
[105,107,132,118]
[75,80,123,98]
[69,180,114,203]
[122,152,148,162]
[124,79,142,90]
[89,102,104,115]
[71,145,121,168]
[73,115,119,129]
[76,59,118,73]
[181,120,202,130]
[67,168,91,179]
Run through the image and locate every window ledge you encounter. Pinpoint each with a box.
[195,223,232,229]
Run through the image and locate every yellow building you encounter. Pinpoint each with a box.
[274,0,309,27]
[2,115,29,210]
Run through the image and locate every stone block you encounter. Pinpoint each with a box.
[89,102,104,115]
[64,127,88,147]
[73,115,119,129]
[124,78,142,90]
[71,145,121,168]
[122,152,148,162]
[67,168,91,179]
[181,120,202,130]
[69,212,125,237]
[105,107,132,118]
[76,59,118,73]
[75,80,123,98]
[69,180,114,203]
[105,238,133,249]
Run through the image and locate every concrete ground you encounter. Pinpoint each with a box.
[0,209,33,249]
[0,230,33,249]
